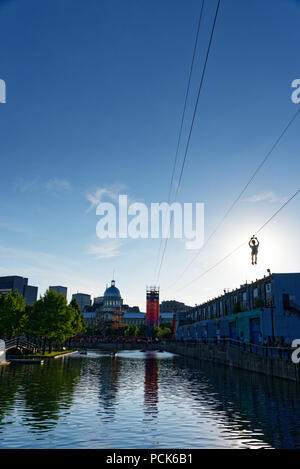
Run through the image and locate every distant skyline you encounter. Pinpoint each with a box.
[0,0,299,310]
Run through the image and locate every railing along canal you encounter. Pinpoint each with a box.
[175,337,293,361]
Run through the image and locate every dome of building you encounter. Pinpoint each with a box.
[104,280,121,298]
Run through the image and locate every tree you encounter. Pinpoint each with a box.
[0,291,27,338]
[151,325,172,340]
[158,327,172,339]
[68,299,87,339]
[137,324,147,337]
[124,325,139,337]
[160,322,172,330]
[105,326,114,337]
[31,290,73,353]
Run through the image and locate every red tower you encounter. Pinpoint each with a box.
[146,287,159,332]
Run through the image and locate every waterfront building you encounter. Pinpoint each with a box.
[160,300,191,313]
[83,280,191,332]
[49,285,67,297]
[0,275,38,305]
[72,293,91,312]
[175,273,300,345]
[122,312,177,327]
[122,311,146,326]
[83,280,124,326]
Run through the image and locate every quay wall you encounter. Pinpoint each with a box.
[164,342,300,383]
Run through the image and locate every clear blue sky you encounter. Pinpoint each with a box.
[0,0,299,309]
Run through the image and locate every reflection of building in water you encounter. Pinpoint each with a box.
[144,358,159,417]
[98,356,121,420]
[175,356,300,449]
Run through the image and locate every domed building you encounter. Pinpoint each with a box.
[83,279,143,329]
[90,280,123,323]
[102,280,123,312]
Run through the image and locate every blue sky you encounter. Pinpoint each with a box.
[0,0,299,309]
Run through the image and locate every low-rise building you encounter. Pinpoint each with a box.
[123,312,146,326]
[175,273,300,345]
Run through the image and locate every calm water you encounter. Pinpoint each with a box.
[0,350,300,449]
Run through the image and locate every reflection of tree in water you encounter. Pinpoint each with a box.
[96,356,121,421]
[174,356,300,449]
[144,358,159,418]
[0,366,22,428]
[16,359,81,431]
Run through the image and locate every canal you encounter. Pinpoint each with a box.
[0,350,299,449]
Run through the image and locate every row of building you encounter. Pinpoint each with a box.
[0,275,187,329]
[83,280,186,328]
[0,276,82,307]
[2,272,300,345]
[174,273,300,346]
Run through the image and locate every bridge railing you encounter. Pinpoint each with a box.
[4,336,38,352]
[175,337,293,361]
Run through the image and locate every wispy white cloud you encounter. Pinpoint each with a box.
[244,191,282,203]
[85,184,126,212]
[87,240,123,259]
[0,220,30,234]
[15,177,39,193]
[15,177,72,194]
[45,178,71,192]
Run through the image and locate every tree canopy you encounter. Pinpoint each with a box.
[0,290,87,351]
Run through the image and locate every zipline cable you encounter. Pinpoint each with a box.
[166,107,300,290]
[155,0,222,285]
[153,0,205,283]
[175,189,300,293]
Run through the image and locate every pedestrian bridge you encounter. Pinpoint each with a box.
[0,337,38,362]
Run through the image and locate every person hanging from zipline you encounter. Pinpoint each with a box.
[249,236,259,265]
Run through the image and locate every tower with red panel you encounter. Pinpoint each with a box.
[146,287,160,335]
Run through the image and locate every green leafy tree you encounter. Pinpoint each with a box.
[160,322,172,330]
[105,326,114,337]
[137,324,147,337]
[0,291,27,338]
[68,299,87,338]
[158,327,172,339]
[124,325,138,337]
[31,290,73,353]
[152,326,159,339]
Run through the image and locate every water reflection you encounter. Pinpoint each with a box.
[144,356,159,418]
[0,351,300,448]
[0,360,81,434]
[176,357,300,449]
[97,356,120,421]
